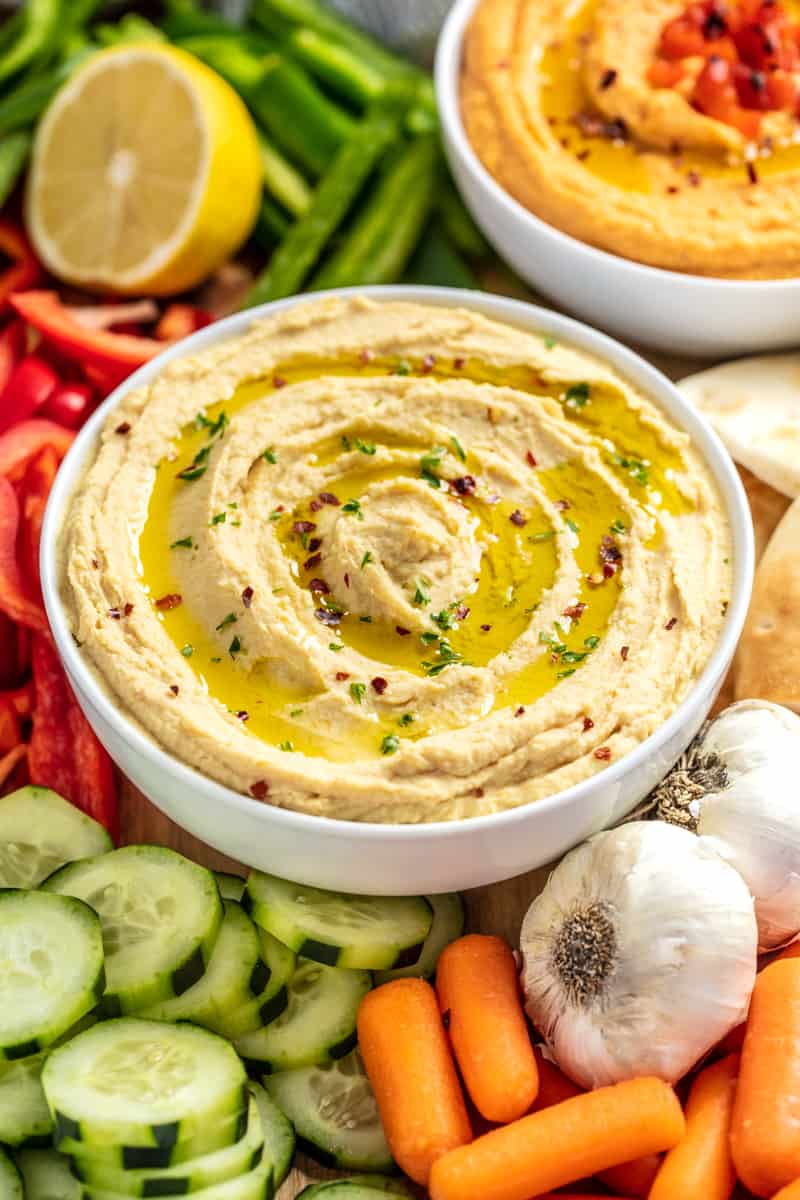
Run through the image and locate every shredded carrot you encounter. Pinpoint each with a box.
[428,1076,684,1200]
[731,959,800,1197]
[357,978,472,1186]
[435,934,538,1123]
[650,1053,738,1200]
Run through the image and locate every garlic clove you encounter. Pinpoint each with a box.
[702,699,800,773]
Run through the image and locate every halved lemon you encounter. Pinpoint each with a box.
[26,45,262,296]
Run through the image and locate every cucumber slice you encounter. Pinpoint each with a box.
[0,890,104,1059]
[0,787,112,889]
[0,1148,23,1200]
[138,903,268,1034]
[0,1051,51,1146]
[61,1108,248,1172]
[215,929,296,1042]
[235,960,370,1073]
[244,874,432,970]
[264,1050,392,1172]
[81,1153,274,1200]
[71,1093,264,1196]
[214,874,245,903]
[299,1184,412,1200]
[16,1150,80,1200]
[42,1019,247,1152]
[42,846,223,1014]
[374,894,464,984]
[249,1083,294,1190]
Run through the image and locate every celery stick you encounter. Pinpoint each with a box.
[286,28,385,107]
[0,131,31,210]
[436,177,489,259]
[252,57,354,177]
[254,195,291,249]
[259,134,312,218]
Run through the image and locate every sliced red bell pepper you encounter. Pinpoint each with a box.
[0,743,27,792]
[15,624,29,677]
[0,353,59,434]
[0,321,26,395]
[0,221,40,312]
[11,291,164,387]
[40,381,94,430]
[18,444,59,599]
[156,304,212,342]
[0,474,47,632]
[28,632,118,839]
[0,417,73,479]
[0,694,21,754]
[1,681,33,719]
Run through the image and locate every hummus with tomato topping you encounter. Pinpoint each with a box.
[461,0,800,277]
[59,297,732,822]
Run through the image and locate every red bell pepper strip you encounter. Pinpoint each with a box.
[0,221,40,311]
[0,353,59,434]
[11,291,164,386]
[0,694,21,754]
[0,320,27,395]
[40,381,94,430]
[0,474,47,632]
[18,444,59,598]
[28,632,118,839]
[156,303,211,342]
[0,417,73,479]
[0,743,27,792]
[1,681,33,719]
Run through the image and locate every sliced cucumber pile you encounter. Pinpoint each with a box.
[250,1082,294,1191]
[264,1050,392,1173]
[0,890,104,1059]
[235,960,370,1073]
[42,1018,247,1154]
[214,874,246,903]
[0,1147,23,1200]
[298,1181,413,1199]
[0,1051,51,1148]
[42,846,223,1015]
[244,874,432,970]
[374,893,464,984]
[0,786,112,889]
[16,1149,80,1200]
[62,1110,250,1172]
[215,928,297,1042]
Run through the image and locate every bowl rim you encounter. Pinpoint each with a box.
[41,284,755,841]
[435,0,800,293]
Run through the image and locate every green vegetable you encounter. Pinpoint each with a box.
[245,96,408,305]
[312,134,438,290]
[0,45,94,137]
[0,0,63,86]
[259,132,312,218]
[436,176,489,259]
[93,14,166,47]
[285,26,386,107]
[0,131,32,211]
[163,0,242,40]
[253,194,291,250]
[404,219,479,290]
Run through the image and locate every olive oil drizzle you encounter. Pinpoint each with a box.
[137,354,691,759]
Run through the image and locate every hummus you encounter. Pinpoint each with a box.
[60,297,732,822]
[461,0,800,278]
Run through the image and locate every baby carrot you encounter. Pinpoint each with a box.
[773,1181,800,1200]
[357,977,472,1187]
[531,1046,582,1109]
[597,1154,662,1197]
[774,939,800,964]
[649,1053,738,1200]
[428,1076,685,1200]
[435,934,539,1123]
[731,958,800,1197]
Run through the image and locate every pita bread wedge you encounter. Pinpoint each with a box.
[739,466,792,560]
[735,496,800,712]
[680,355,800,499]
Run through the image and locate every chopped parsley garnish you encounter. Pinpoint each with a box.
[279,741,294,752]
[215,613,237,631]
[229,635,241,656]
[420,631,439,645]
[359,615,372,623]
[268,509,284,522]
[394,358,411,376]
[176,443,212,481]
[289,708,304,718]
[355,438,376,456]
[610,519,626,534]
[180,644,193,657]
[565,382,590,409]
[557,667,577,679]
[170,536,194,550]
[194,410,228,437]
[361,551,374,568]
[565,518,580,534]
[262,447,277,464]
[398,713,415,727]
[413,579,431,607]
[422,640,464,677]
[341,435,351,451]
[329,642,343,652]
[349,682,366,704]
[432,608,457,631]
[342,498,363,518]
[381,734,400,755]
[584,635,601,649]
[529,530,555,543]
[210,512,226,526]
[609,453,649,487]
[450,434,466,463]
[543,335,557,350]
[178,413,228,481]
[420,445,446,475]
[561,649,589,664]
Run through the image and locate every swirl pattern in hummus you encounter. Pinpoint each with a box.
[61,298,732,822]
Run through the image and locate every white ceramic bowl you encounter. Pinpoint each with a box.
[41,286,753,895]
[436,0,800,359]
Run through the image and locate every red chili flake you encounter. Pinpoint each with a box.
[514,706,525,717]
[308,538,322,553]
[526,450,538,468]
[486,406,497,424]
[343,572,350,588]
[421,354,436,374]
[314,609,340,627]
[249,780,270,800]
[594,747,612,761]
[304,553,322,571]
[496,58,510,69]
[582,716,595,732]
[451,475,476,496]
[454,357,466,370]
[309,578,329,594]
[620,645,630,661]
[169,685,179,696]
[236,710,250,721]
[293,520,316,534]
[600,68,618,89]
[273,375,287,389]
[359,349,375,364]
[371,677,388,694]
[123,603,134,617]
[92,558,100,569]
[155,593,182,611]
[310,499,323,512]
[687,170,702,188]
[665,617,678,630]
[556,499,571,512]
[576,149,591,161]
[274,504,285,513]
[242,586,254,608]
[396,626,411,636]
[510,509,527,527]
[455,605,470,621]
[563,602,586,621]
[473,786,485,799]
[335,671,350,682]
[115,422,131,435]
[599,535,622,564]
[603,563,617,579]
[574,112,629,141]
[319,492,341,506]
[108,607,121,620]
[480,624,492,632]
[666,186,681,195]
[747,160,759,185]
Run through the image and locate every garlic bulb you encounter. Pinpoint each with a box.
[520,821,757,1089]
[643,700,800,950]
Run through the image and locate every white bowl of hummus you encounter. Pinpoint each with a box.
[41,287,753,894]
[436,0,800,358]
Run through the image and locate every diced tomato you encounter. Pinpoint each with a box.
[155,303,211,342]
[40,382,94,430]
[660,15,710,58]
[693,55,764,135]
[768,67,799,107]
[734,63,774,107]
[648,58,688,87]
[735,16,797,69]
[0,354,59,435]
